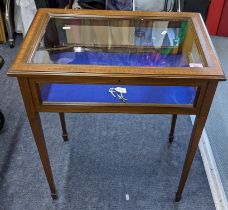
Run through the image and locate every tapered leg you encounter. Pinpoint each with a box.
[59,112,68,141]
[169,114,177,143]
[18,78,58,199]
[175,81,218,202]
[175,115,207,202]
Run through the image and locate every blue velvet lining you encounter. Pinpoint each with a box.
[43,52,194,104]
[41,84,196,105]
[50,52,189,67]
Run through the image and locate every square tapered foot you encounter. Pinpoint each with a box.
[169,135,174,144]
[62,134,68,141]
[175,193,182,202]
[51,193,58,200]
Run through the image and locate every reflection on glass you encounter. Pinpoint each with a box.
[31,17,204,67]
[39,83,197,105]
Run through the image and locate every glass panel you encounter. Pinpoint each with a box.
[39,84,197,105]
[31,17,204,67]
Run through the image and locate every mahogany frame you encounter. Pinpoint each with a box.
[8,9,226,202]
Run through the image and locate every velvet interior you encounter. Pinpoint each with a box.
[41,84,196,104]
[42,52,194,104]
[50,51,189,67]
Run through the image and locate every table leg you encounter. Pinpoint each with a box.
[18,78,58,199]
[175,81,218,202]
[175,115,207,201]
[169,114,177,143]
[59,112,68,141]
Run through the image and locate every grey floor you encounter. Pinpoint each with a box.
[0,36,215,210]
[206,36,228,199]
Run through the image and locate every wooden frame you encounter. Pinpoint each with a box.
[8,9,226,202]
[8,9,225,79]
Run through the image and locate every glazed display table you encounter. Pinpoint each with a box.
[8,9,225,201]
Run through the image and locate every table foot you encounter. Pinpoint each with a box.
[51,193,58,200]
[175,193,182,202]
[169,135,174,144]
[169,114,177,144]
[59,113,68,142]
[62,133,68,141]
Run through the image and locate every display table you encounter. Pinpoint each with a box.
[8,9,225,201]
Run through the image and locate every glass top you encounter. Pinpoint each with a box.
[31,16,204,68]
